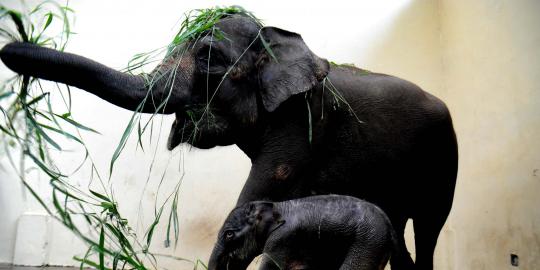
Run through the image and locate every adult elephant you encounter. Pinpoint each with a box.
[0,12,457,270]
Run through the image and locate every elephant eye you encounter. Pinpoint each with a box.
[197,45,228,73]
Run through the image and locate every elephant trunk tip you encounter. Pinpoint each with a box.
[0,42,23,70]
[0,42,48,76]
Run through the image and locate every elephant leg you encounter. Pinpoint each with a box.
[413,209,449,270]
[259,254,311,270]
[338,241,389,270]
[413,131,457,270]
[387,215,415,270]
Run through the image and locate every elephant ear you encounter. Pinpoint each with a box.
[258,27,330,112]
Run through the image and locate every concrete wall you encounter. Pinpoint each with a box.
[438,0,540,268]
[0,0,539,269]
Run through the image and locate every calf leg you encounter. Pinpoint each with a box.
[338,241,391,270]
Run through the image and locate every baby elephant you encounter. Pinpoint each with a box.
[208,195,398,270]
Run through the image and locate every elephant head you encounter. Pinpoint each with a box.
[0,12,329,150]
[208,201,282,270]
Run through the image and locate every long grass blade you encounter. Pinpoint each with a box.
[99,226,105,270]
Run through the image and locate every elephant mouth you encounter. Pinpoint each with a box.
[167,115,189,150]
[167,106,203,150]
[167,105,232,150]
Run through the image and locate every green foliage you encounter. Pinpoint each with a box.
[329,61,371,75]
[0,1,208,270]
[126,5,261,74]
[169,6,261,51]
[0,0,72,49]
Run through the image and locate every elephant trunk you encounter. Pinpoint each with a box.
[0,42,182,114]
[208,243,252,270]
[208,244,225,270]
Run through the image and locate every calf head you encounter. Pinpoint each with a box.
[208,201,282,270]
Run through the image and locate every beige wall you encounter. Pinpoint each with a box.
[438,0,540,269]
[1,0,539,269]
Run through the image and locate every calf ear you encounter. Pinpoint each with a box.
[248,202,284,234]
[258,27,329,112]
[248,201,274,218]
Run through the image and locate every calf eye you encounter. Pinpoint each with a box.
[225,230,235,240]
